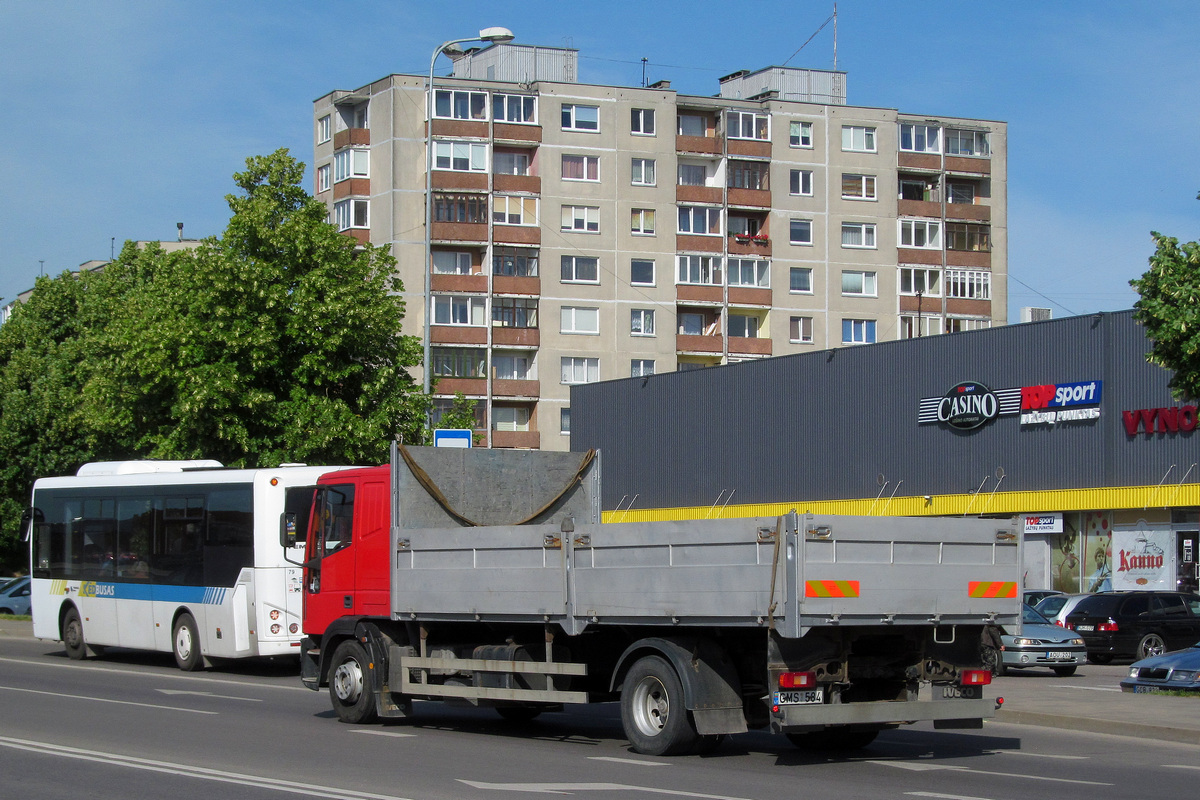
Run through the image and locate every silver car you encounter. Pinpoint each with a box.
[988,604,1087,677]
[1034,592,1092,627]
[0,576,30,616]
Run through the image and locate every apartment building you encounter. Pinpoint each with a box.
[312,44,1007,451]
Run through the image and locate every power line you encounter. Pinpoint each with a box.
[1008,274,1079,316]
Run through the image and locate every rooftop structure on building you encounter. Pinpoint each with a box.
[312,42,1007,451]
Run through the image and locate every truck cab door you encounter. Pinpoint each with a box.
[303,483,357,633]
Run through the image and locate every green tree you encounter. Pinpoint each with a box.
[0,149,429,570]
[1131,195,1200,398]
[434,392,482,445]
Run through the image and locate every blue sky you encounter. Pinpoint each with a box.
[3,0,1197,320]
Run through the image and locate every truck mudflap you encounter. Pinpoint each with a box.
[771,688,995,732]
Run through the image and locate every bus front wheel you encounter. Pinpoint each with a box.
[173,613,204,671]
[62,608,87,660]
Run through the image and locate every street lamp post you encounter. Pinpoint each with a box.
[423,27,516,432]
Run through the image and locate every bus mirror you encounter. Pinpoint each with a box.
[280,511,299,548]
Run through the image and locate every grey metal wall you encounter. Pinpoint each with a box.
[570,311,1190,510]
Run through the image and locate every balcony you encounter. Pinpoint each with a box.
[430,119,488,139]
[676,333,723,354]
[491,429,540,449]
[945,202,991,222]
[727,286,772,306]
[431,221,488,243]
[333,128,370,149]
[494,225,540,246]
[342,229,370,246]
[494,123,542,143]
[676,134,722,155]
[676,284,723,304]
[676,234,723,254]
[430,325,487,345]
[493,174,540,194]
[333,178,370,200]
[946,249,991,268]
[728,235,772,256]
[728,336,772,356]
[897,152,940,172]
[492,379,540,399]
[727,187,771,208]
[946,298,992,316]
[677,185,722,204]
[727,139,771,158]
[432,171,488,191]
[945,155,991,175]
[492,275,540,296]
[897,199,942,219]
[897,248,943,266]
[434,377,486,397]
[431,274,487,293]
[491,326,539,347]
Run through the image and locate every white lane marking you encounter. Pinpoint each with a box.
[351,730,417,738]
[868,760,1112,786]
[987,749,1089,760]
[1164,764,1200,771]
[0,735,413,800]
[459,781,752,799]
[156,689,261,702]
[587,756,669,766]
[906,793,995,800]
[0,685,216,715]
[1054,685,1121,693]
[0,655,310,692]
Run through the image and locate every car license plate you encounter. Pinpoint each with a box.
[1074,625,1094,631]
[1045,651,1073,660]
[773,689,824,705]
[1133,685,1162,693]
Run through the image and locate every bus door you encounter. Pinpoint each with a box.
[304,483,357,633]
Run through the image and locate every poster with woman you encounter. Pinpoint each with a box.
[1085,512,1112,592]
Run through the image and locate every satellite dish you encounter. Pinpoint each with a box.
[995,466,1006,480]
[877,473,887,487]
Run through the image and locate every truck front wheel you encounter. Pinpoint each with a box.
[620,655,699,756]
[329,640,379,724]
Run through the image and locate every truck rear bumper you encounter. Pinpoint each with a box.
[773,696,996,731]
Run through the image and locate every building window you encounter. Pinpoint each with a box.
[946,317,992,333]
[790,316,813,343]
[900,315,943,339]
[678,312,706,335]
[841,174,876,200]
[841,222,876,249]
[561,205,600,232]
[790,267,813,294]
[727,215,761,237]
[789,120,813,148]
[562,103,599,131]
[316,164,330,193]
[790,219,813,245]
[631,108,655,135]
[334,149,369,182]
[678,206,722,236]
[561,356,600,384]
[560,306,599,335]
[434,193,487,223]
[560,407,571,434]
[631,158,656,186]
[317,115,331,144]
[676,255,722,286]
[431,347,486,378]
[493,405,531,432]
[900,267,941,296]
[432,295,486,326]
[841,271,877,297]
[899,219,942,249]
[492,352,531,380]
[945,128,991,157]
[631,258,655,286]
[493,248,538,277]
[561,255,599,284]
[562,154,599,181]
[434,141,487,173]
[432,251,472,275]
[842,318,876,345]
[728,258,769,288]
[727,110,769,140]
[493,151,530,176]
[492,297,538,328]
[947,181,976,205]
[899,123,940,153]
[946,223,992,252]
[493,93,536,123]
[434,89,487,120]
[631,359,655,377]
[678,114,707,136]
[492,195,537,226]
[678,163,707,186]
[631,208,656,235]
[727,314,759,338]
[790,169,813,196]
[945,270,991,300]
[334,199,369,230]
[631,309,655,336]
[729,161,769,190]
[841,125,877,153]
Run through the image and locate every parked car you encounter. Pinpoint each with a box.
[985,604,1086,676]
[1023,589,1063,607]
[1120,642,1200,693]
[1065,591,1200,662]
[0,576,30,615]
[1034,592,1092,626]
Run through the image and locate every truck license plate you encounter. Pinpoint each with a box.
[774,689,824,705]
[1045,651,1072,660]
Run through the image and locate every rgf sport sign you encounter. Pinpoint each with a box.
[936,382,1001,431]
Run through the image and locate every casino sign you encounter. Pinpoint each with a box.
[919,380,1102,432]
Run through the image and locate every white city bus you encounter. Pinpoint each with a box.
[27,460,353,670]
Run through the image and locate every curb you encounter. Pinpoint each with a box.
[995,709,1200,746]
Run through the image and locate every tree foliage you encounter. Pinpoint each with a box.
[1131,201,1200,399]
[0,149,429,569]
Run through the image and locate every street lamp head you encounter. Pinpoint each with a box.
[478,26,515,43]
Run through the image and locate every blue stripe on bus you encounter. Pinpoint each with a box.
[78,582,227,604]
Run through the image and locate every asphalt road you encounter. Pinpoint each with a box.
[2,634,1198,800]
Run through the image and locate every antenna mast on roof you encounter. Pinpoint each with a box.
[833,3,838,70]
[782,5,838,68]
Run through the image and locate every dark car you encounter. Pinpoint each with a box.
[1065,591,1200,662]
[1120,642,1200,693]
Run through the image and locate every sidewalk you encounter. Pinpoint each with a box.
[4,617,1198,745]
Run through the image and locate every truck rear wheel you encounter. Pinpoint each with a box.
[620,655,699,756]
[329,639,379,724]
